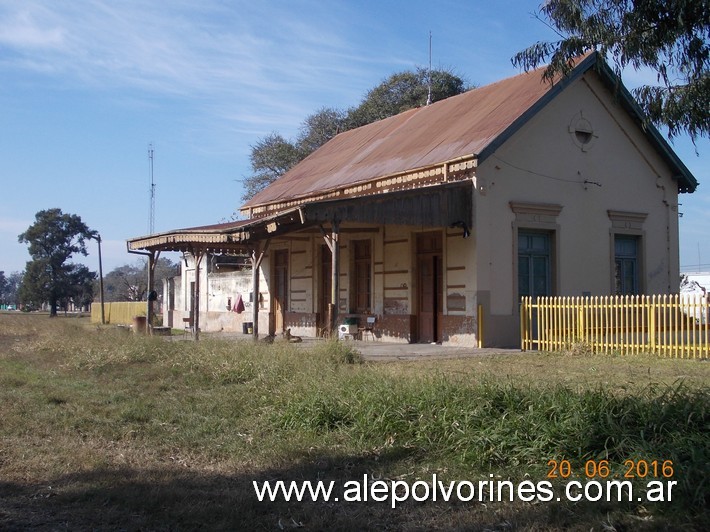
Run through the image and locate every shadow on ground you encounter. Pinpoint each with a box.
[1,447,697,531]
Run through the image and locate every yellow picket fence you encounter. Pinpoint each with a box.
[91,302,147,326]
[520,294,709,358]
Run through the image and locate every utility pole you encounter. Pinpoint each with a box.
[426,31,432,106]
[97,234,105,325]
[148,143,155,235]
[90,232,105,324]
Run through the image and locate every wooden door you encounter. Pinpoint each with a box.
[273,249,288,334]
[417,232,443,343]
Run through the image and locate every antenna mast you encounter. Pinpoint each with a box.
[426,31,432,106]
[148,143,155,234]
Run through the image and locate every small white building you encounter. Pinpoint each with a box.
[163,253,256,333]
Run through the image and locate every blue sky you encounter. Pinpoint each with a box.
[1,0,707,276]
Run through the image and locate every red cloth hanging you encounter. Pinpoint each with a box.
[233,293,245,314]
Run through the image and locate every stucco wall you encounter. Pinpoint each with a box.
[166,256,267,334]
[474,70,682,346]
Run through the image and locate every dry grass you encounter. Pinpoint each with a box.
[377,349,710,392]
[0,312,707,531]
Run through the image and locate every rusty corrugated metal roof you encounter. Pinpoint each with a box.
[127,53,698,254]
[241,51,698,211]
[243,60,564,210]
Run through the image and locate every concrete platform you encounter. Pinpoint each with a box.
[342,340,519,361]
[183,331,519,361]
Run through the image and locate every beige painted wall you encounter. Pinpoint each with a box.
[474,70,682,345]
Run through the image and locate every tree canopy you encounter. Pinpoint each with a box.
[17,208,96,315]
[241,133,305,201]
[512,0,709,141]
[241,67,469,201]
[0,271,22,307]
[0,271,7,304]
[346,67,468,129]
[101,258,179,302]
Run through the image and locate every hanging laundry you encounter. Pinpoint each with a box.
[233,293,245,314]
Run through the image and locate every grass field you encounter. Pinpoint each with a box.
[0,313,708,530]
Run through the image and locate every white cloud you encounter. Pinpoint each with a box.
[0,7,65,49]
[0,2,365,94]
[0,0,380,144]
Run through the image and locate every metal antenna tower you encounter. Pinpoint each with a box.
[426,31,432,106]
[148,143,155,234]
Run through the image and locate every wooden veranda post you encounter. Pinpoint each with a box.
[320,221,340,336]
[251,240,270,340]
[330,220,340,335]
[192,249,205,341]
[146,251,159,334]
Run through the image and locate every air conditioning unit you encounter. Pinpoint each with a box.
[338,323,358,340]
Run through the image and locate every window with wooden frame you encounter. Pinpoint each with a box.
[351,239,371,313]
[607,211,646,296]
[614,235,640,295]
[518,230,553,299]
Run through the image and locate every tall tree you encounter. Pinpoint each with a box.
[242,133,304,201]
[65,264,96,311]
[346,67,468,129]
[512,0,709,141]
[296,107,347,154]
[18,209,96,316]
[241,67,469,201]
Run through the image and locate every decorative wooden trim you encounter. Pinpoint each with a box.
[245,155,477,218]
[607,210,648,230]
[384,239,409,245]
[509,201,563,217]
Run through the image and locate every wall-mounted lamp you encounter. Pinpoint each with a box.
[450,221,470,238]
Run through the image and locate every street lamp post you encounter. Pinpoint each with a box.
[91,232,105,325]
